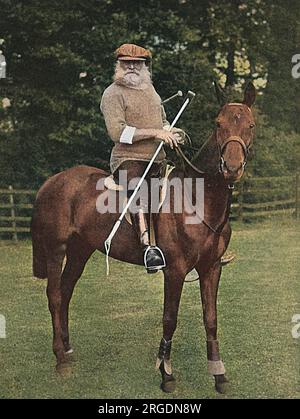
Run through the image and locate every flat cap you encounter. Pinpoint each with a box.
[115,43,152,61]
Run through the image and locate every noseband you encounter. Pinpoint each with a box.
[219,135,250,174]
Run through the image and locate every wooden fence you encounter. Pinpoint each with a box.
[230,174,300,221]
[0,186,36,242]
[0,174,299,241]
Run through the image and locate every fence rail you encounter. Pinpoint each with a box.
[230,174,299,222]
[0,175,299,241]
[0,185,35,241]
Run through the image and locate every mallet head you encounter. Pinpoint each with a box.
[187,90,196,101]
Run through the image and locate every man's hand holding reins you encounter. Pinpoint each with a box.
[125,127,184,148]
[155,129,180,149]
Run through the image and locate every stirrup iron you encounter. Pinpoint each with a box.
[144,245,166,273]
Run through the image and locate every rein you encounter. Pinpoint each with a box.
[176,145,206,175]
[180,101,254,283]
[178,143,234,284]
[176,143,234,236]
[176,125,250,235]
[173,102,253,276]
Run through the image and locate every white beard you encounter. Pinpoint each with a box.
[114,62,152,90]
[123,72,141,86]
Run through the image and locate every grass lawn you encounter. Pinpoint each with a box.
[0,218,299,399]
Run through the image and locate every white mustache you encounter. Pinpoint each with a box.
[125,70,139,74]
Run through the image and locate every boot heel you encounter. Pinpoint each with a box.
[147,268,158,274]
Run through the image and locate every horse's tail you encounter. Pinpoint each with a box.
[31,207,47,279]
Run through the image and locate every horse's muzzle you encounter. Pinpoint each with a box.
[220,158,245,182]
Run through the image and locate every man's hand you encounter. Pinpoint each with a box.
[171,128,186,144]
[155,129,179,149]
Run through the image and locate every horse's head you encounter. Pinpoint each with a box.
[214,81,256,183]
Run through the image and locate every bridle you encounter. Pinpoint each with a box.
[176,101,254,261]
[217,103,253,176]
[177,102,253,180]
[177,134,252,179]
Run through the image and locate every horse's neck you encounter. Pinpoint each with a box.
[187,132,231,228]
[203,178,231,228]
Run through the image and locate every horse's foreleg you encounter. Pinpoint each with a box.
[197,262,229,393]
[46,243,67,372]
[60,242,94,356]
[157,269,185,393]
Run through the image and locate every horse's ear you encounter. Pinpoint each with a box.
[214,81,227,106]
[243,81,256,108]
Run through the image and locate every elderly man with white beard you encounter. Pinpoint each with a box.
[100,43,184,273]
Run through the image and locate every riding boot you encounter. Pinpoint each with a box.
[131,209,165,273]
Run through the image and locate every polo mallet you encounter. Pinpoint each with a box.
[104,90,196,275]
[161,90,183,104]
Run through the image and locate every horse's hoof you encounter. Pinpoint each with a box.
[214,374,229,394]
[161,375,176,393]
[56,362,72,377]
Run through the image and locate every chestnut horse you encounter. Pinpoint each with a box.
[31,82,256,393]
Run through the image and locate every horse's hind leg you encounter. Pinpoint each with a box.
[60,237,94,356]
[45,242,68,371]
[156,268,185,393]
[197,262,229,394]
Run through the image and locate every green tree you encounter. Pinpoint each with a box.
[0,0,299,188]
[0,0,215,187]
[261,0,300,133]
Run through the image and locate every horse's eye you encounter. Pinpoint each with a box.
[216,121,221,128]
[250,123,255,129]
